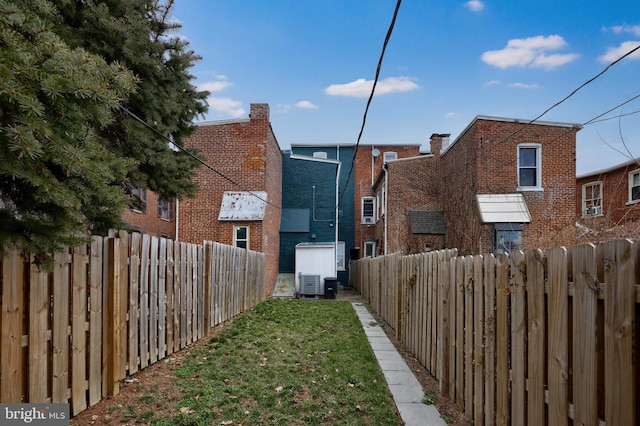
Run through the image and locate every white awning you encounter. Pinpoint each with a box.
[476,194,531,223]
[218,191,267,221]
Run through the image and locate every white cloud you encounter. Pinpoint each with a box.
[508,82,542,89]
[199,80,233,93]
[464,1,484,12]
[446,112,461,118]
[206,96,246,118]
[295,100,318,109]
[197,76,245,118]
[324,76,419,98]
[484,80,501,87]
[598,41,640,63]
[481,35,579,69]
[606,24,640,36]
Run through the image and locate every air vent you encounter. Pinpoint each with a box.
[299,274,321,296]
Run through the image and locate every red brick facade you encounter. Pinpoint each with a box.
[121,191,176,239]
[370,117,580,256]
[353,145,421,255]
[178,104,282,295]
[576,159,640,230]
[440,117,579,254]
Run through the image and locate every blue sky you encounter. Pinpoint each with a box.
[172,0,640,175]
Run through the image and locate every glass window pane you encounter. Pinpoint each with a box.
[236,227,247,239]
[519,168,537,187]
[519,148,537,167]
[236,241,247,249]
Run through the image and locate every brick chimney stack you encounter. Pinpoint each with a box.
[249,103,270,121]
[429,133,451,158]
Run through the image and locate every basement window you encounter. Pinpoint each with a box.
[493,223,522,254]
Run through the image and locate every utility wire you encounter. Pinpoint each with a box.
[338,0,402,202]
[120,106,279,209]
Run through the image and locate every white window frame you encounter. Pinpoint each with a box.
[582,181,603,216]
[337,241,346,271]
[131,188,147,213]
[517,143,542,191]
[364,241,376,258]
[383,151,398,163]
[629,169,640,204]
[361,196,376,224]
[158,197,174,220]
[233,225,249,249]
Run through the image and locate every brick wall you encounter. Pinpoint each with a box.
[353,145,421,254]
[442,117,579,254]
[577,162,640,228]
[385,155,445,253]
[179,104,282,295]
[121,191,176,238]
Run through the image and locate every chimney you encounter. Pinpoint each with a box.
[249,103,270,121]
[430,133,450,158]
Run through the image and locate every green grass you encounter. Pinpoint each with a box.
[157,299,402,426]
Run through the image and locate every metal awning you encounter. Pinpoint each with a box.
[218,191,267,221]
[476,194,531,223]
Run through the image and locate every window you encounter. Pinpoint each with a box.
[361,197,375,224]
[337,241,345,271]
[383,151,397,163]
[582,182,602,216]
[158,198,174,220]
[629,170,640,203]
[313,151,327,159]
[517,144,542,190]
[493,223,522,254]
[131,188,147,213]
[364,241,376,258]
[233,225,249,249]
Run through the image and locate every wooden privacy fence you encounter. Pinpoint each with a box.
[351,239,639,425]
[0,231,265,416]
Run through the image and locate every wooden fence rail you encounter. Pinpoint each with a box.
[0,232,265,416]
[351,239,639,426]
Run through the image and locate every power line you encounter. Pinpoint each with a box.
[120,106,279,209]
[338,0,402,202]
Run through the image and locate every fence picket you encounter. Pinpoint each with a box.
[52,250,70,402]
[603,239,635,425]
[71,245,89,415]
[526,249,545,425]
[1,250,25,402]
[28,254,49,403]
[571,243,599,425]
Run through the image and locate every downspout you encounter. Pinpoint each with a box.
[383,163,388,255]
[334,161,341,278]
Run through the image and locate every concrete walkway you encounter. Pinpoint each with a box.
[352,302,446,426]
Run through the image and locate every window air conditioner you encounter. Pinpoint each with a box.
[587,206,602,215]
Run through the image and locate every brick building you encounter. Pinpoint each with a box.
[179,104,282,295]
[576,157,640,233]
[352,144,422,256]
[121,190,177,239]
[373,116,580,256]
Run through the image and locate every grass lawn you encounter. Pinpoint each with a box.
[151,299,403,425]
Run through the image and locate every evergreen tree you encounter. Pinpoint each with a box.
[0,0,208,266]
[56,0,208,199]
[0,0,137,265]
